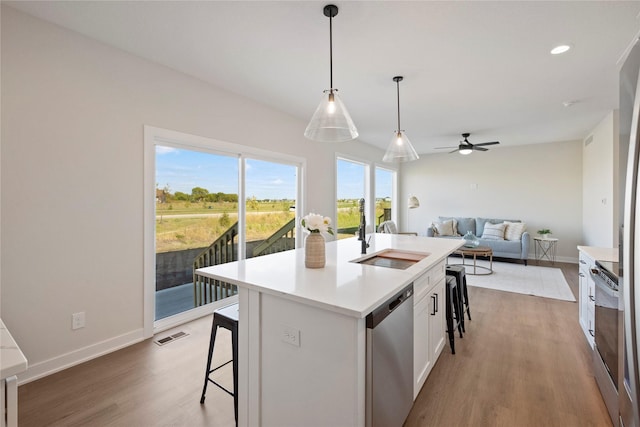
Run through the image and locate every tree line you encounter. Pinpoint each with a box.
[157,186,238,203]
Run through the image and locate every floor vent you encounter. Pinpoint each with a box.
[154,331,189,346]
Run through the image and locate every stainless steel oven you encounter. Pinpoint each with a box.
[592,260,620,425]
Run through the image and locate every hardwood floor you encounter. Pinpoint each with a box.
[18,262,611,426]
[405,261,612,427]
[18,316,236,426]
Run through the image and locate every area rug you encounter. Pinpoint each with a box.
[448,259,576,302]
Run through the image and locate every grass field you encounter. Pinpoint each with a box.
[156,199,391,253]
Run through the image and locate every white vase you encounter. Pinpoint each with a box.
[305,233,326,268]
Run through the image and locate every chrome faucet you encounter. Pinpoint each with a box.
[358,198,369,254]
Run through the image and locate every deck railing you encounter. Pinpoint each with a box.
[252,218,296,257]
[193,218,297,306]
[193,222,238,306]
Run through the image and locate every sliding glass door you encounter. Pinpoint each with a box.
[244,158,298,258]
[154,146,238,320]
[145,127,305,334]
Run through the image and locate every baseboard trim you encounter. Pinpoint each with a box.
[17,328,145,385]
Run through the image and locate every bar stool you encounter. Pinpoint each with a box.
[446,265,472,332]
[200,303,239,425]
[445,276,464,354]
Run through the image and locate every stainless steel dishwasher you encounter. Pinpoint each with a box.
[366,283,414,427]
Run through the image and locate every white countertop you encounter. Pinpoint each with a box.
[577,245,619,262]
[197,234,463,318]
[1,319,28,379]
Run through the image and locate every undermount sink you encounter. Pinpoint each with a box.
[352,249,430,270]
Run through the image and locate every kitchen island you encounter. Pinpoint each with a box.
[197,233,463,427]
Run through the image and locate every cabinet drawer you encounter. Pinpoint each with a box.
[414,259,446,303]
[579,252,595,272]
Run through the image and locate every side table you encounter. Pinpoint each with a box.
[534,237,558,265]
[451,245,493,275]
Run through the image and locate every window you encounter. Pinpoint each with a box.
[336,157,368,239]
[375,166,395,228]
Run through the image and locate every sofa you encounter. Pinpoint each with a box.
[426,216,530,265]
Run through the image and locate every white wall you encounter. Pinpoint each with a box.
[0,6,385,382]
[582,111,618,247]
[400,140,583,263]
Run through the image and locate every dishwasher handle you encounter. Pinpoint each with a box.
[366,284,414,329]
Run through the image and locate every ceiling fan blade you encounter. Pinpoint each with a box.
[474,146,489,151]
[433,146,457,150]
[448,149,459,154]
[474,141,500,147]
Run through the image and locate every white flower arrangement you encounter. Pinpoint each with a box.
[301,213,334,235]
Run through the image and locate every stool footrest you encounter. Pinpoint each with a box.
[207,359,233,376]
[207,377,234,398]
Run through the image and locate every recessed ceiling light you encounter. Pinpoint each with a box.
[551,44,571,55]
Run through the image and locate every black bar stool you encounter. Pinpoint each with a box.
[200,303,239,425]
[446,265,472,332]
[445,276,464,354]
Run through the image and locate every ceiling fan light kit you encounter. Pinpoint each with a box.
[550,44,572,55]
[458,146,473,155]
[383,76,419,163]
[434,132,500,155]
[304,4,359,143]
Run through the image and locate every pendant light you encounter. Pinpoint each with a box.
[383,76,419,163]
[304,4,358,143]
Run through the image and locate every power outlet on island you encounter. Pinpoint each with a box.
[72,312,86,330]
[281,324,300,347]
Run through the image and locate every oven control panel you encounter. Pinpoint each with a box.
[593,262,619,291]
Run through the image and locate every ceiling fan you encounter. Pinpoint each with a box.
[435,133,500,155]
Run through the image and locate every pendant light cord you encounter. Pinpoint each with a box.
[396,79,401,132]
[329,11,333,90]
[393,76,404,132]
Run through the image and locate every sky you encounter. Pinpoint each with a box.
[156,146,392,200]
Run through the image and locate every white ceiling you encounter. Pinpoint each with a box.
[7,1,640,154]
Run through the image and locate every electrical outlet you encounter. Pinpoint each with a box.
[72,312,85,330]
[281,325,300,347]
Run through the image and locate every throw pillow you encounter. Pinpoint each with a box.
[481,222,506,240]
[503,221,526,241]
[432,219,456,236]
[437,217,461,235]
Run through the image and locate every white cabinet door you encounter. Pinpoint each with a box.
[413,262,447,399]
[413,291,432,399]
[578,251,596,348]
[429,278,446,362]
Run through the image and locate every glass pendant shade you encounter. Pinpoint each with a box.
[304,89,359,142]
[383,76,419,163]
[383,130,419,162]
[304,5,358,143]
